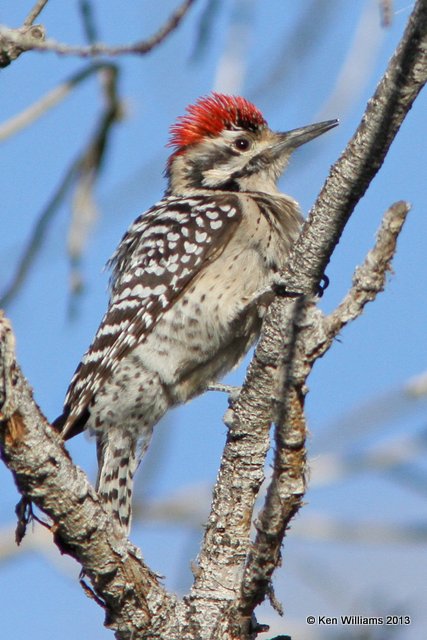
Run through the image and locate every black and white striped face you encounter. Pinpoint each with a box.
[167,118,339,196]
[167,125,289,195]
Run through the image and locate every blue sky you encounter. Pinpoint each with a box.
[1,1,427,638]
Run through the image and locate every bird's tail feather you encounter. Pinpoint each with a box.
[96,430,139,535]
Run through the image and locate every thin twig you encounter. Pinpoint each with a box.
[326,201,410,335]
[23,0,49,27]
[0,0,196,59]
[78,0,98,45]
[68,64,122,306]
[286,0,427,294]
[0,62,112,141]
[0,161,79,309]
[0,63,122,309]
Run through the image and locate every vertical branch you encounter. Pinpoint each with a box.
[0,63,121,309]
[67,63,122,304]
[79,0,98,44]
[287,0,427,292]
[239,296,309,613]
[238,200,410,617]
[23,0,49,27]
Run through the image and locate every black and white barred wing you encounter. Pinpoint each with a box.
[61,193,242,437]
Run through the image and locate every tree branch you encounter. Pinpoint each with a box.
[239,201,410,613]
[0,303,290,638]
[287,0,427,293]
[0,0,196,61]
[67,63,123,306]
[326,201,410,336]
[0,62,122,310]
[0,62,114,142]
[0,313,178,639]
[191,0,426,631]
[24,0,49,27]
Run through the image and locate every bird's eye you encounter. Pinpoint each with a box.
[234,137,251,151]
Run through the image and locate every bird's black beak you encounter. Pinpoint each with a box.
[272,119,339,156]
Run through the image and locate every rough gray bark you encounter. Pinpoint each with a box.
[1,0,427,638]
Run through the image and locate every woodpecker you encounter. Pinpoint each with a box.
[55,93,337,533]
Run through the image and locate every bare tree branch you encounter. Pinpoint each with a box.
[239,295,308,615]
[0,0,196,60]
[0,160,79,309]
[0,312,178,639]
[326,201,410,335]
[192,0,426,627]
[238,201,410,613]
[0,63,122,309]
[0,62,113,141]
[24,0,49,27]
[185,198,413,630]
[0,23,45,67]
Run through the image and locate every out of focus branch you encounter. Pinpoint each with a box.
[379,0,394,27]
[0,63,122,309]
[67,64,122,304]
[0,62,112,141]
[0,160,79,309]
[24,0,49,27]
[78,0,98,45]
[0,0,196,62]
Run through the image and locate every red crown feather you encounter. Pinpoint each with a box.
[168,93,267,152]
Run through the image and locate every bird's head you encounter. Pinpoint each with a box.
[166,93,337,195]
